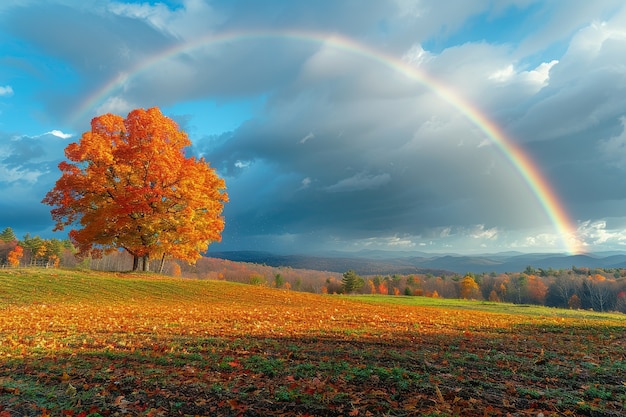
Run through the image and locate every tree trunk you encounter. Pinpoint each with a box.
[142,255,149,272]
[132,255,139,271]
[158,253,166,274]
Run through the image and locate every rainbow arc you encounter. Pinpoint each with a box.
[69,29,583,254]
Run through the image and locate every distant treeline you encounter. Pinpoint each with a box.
[2,227,625,313]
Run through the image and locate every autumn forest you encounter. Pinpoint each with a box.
[2,226,626,315]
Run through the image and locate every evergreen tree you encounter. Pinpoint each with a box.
[342,269,364,294]
[0,227,16,242]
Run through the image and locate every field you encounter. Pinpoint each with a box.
[0,269,624,416]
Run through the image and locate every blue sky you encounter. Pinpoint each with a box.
[2,0,626,255]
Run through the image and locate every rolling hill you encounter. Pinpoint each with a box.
[206,250,626,274]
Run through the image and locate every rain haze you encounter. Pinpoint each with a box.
[2,0,626,255]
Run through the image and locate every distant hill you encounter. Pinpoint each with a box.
[205,250,451,276]
[206,250,626,275]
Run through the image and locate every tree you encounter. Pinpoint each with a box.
[21,234,45,266]
[0,227,16,243]
[582,274,616,312]
[526,275,548,305]
[43,107,228,271]
[459,275,480,299]
[342,270,364,294]
[568,294,582,309]
[546,274,580,308]
[7,245,23,267]
[274,273,284,288]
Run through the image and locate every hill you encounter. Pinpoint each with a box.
[0,269,624,416]
[207,249,626,274]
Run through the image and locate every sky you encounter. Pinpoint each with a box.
[2,0,626,255]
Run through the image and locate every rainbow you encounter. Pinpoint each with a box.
[69,29,583,254]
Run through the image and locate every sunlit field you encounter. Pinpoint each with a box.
[1,269,624,416]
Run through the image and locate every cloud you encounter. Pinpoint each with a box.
[300,132,314,144]
[3,1,626,254]
[47,130,73,139]
[468,225,499,240]
[95,96,136,118]
[599,116,626,166]
[353,235,417,250]
[324,172,391,193]
[577,219,626,247]
[0,131,67,184]
[299,177,312,190]
[0,85,13,97]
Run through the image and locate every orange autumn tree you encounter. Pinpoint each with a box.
[43,107,228,271]
[7,245,23,267]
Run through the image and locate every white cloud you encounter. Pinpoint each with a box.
[109,0,222,39]
[47,130,73,139]
[402,44,432,65]
[234,160,251,169]
[489,60,557,86]
[518,233,559,249]
[522,60,558,85]
[299,177,311,190]
[300,132,314,144]
[577,219,626,246]
[0,165,43,184]
[488,64,515,83]
[468,224,499,240]
[325,172,391,192]
[0,85,14,97]
[95,96,135,117]
[357,235,416,249]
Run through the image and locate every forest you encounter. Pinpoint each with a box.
[2,227,625,314]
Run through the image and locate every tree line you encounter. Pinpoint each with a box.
[3,225,625,313]
[331,267,626,313]
[0,227,76,268]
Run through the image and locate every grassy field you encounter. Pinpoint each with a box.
[0,269,624,416]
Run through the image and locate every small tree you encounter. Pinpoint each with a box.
[274,273,284,288]
[341,270,364,294]
[0,227,16,243]
[7,245,23,267]
[459,275,480,299]
[568,294,582,310]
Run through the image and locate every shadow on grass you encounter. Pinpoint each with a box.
[1,328,624,417]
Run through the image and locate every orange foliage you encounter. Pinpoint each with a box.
[43,107,227,270]
[590,273,606,283]
[568,294,582,309]
[526,275,548,304]
[7,245,23,267]
[48,254,60,268]
[459,275,480,299]
[0,272,624,416]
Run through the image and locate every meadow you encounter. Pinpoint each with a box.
[0,269,624,416]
